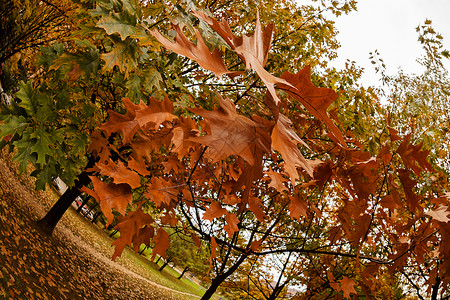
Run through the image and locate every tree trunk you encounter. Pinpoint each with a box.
[155,256,162,264]
[200,254,248,300]
[178,266,189,279]
[158,260,170,272]
[36,171,91,235]
[91,211,102,223]
[139,245,148,255]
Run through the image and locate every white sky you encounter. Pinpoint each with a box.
[311,0,450,86]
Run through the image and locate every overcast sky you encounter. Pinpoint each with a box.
[318,0,450,86]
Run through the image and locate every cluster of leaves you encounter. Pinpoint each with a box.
[1,0,450,298]
[76,5,450,299]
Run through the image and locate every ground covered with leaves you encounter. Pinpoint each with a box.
[0,150,200,300]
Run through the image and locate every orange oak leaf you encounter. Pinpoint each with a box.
[339,276,357,299]
[111,208,154,260]
[426,206,450,223]
[128,156,151,176]
[101,98,146,144]
[189,94,269,164]
[132,226,155,253]
[144,177,173,207]
[80,186,99,202]
[210,236,217,260]
[264,167,289,192]
[247,196,267,222]
[272,113,313,182]
[279,66,346,145]
[398,169,423,213]
[150,24,239,78]
[192,9,288,104]
[203,201,228,221]
[151,228,170,260]
[250,239,262,251]
[223,213,240,237]
[170,116,200,158]
[97,159,141,189]
[289,194,308,220]
[90,176,133,225]
[134,95,177,129]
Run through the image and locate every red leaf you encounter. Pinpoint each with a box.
[223,213,240,237]
[272,113,313,181]
[264,167,289,192]
[97,159,141,189]
[203,201,227,221]
[90,176,133,225]
[398,169,423,212]
[131,226,155,253]
[339,276,357,299]
[279,66,346,145]
[151,24,239,78]
[289,194,308,220]
[151,228,170,260]
[189,95,269,164]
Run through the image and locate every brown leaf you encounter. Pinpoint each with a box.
[131,226,155,253]
[134,95,177,129]
[97,159,141,189]
[279,66,346,145]
[210,236,217,260]
[247,196,267,222]
[264,167,288,192]
[189,95,269,164]
[339,276,357,299]
[111,208,154,260]
[192,10,287,104]
[144,177,173,207]
[223,213,240,237]
[203,201,227,221]
[171,116,200,157]
[128,157,151,176]
[101,98,145,144]
[150,24,239,78]
[426,205,450,223]
[289,194,308,220]
[90,176,133,225]
[272,113,313,181]
[151,228,170,260]
[398,169,423,212]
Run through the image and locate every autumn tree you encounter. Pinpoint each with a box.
[2,1,450,300]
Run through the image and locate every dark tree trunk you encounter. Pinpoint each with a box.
[36,171,91,235]
[109,229,118,237]
[200,254,248,300]
[158,260,170,272]
[155,256,162,264]
[139,245,148,255]
[177,266,189,279]
[91,211,102,223]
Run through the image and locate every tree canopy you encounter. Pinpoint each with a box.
[1,0,449,299]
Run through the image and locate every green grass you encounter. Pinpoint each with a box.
[59,203,213,298]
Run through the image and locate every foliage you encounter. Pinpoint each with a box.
[1,0,450,299]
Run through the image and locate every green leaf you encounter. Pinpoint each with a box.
[143,68,162,94]
[32,164,57,190]
[15,82,37,116]
[101,36,141,74]
[0,115,27,139]
[12,137,34,172]
[97,13,139,40]
[31,126,53,165]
